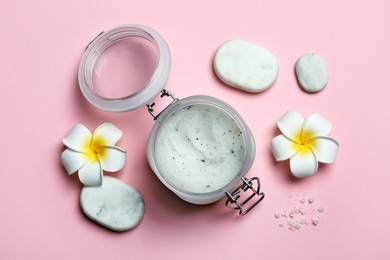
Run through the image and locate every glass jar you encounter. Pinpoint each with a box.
[78,24,264,215]
[147,94,256,204]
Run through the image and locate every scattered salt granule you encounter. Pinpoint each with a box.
[287,220,302,231]
[289,207,299,218]
[298,206,307,215]
[299,218,308,225]
[274,193,324,231]
[286,218,308,231]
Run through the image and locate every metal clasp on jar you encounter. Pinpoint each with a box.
[225,177,265,216]
[147,89,178,120]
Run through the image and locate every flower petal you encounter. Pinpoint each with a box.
[277,110,304,141]
[61,149,89,175]
[290,150,318,178]
[302,112,332,138]
[98,146,127,172]
[79,160,102,186]
[271,135,299,161]
[311,136,339,163]
[63,124,92,152]
[93,123,123,147]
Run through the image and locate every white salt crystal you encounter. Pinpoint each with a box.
[299,219,308,225]
[289,208,298,218]
[312,218,320,226]
[274,194,325,231]
[287,221,301,231]
[298,206,307,215]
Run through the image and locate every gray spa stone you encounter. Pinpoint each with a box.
[213,39,279,93]
[295,53,328,93]
[80,176,144,231]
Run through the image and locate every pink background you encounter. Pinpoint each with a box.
[1,0,389,259]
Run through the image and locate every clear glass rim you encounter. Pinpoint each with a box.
[78,24,171,112]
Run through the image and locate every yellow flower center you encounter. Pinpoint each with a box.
[292,130,316,154]
[83,136,107,161]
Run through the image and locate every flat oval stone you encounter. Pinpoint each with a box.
[295,53,328,93]
[213,39,279,93]
[80,176,144,231]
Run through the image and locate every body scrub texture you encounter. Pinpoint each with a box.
[155,104,245,193]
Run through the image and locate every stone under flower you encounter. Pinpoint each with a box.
[61,123,127,186]
[271,110,339,178]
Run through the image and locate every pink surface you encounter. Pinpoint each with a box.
[1,0,389,259]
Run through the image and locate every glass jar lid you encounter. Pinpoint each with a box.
[78,24,171,112]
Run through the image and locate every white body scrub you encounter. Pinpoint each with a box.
[147,95,256,205]
[155,104,245,193]
[147,95,256,204]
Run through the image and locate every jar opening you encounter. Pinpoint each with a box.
[92,37,158,99]
[78,24,171,112]
[155,103,246,195]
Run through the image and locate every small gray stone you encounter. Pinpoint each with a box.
[295,53,328,93]
[80,176,144,231]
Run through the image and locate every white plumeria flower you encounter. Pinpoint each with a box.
[61,123,127,186]
[271,110,339,178]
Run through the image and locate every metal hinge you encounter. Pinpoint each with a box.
[147,89,178,120]
[225,177,265,216]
